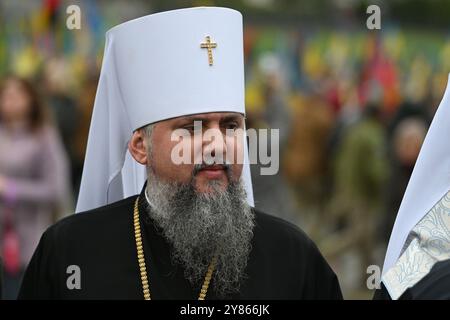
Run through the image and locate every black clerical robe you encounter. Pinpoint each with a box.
[18,184,342,300]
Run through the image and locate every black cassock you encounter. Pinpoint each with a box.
[18,184,342,300]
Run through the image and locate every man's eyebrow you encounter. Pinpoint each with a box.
[175,114,244,125]
[175,115,209,125]
[220,114,244,122]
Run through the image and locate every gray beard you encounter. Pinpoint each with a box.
[144,170,255,298]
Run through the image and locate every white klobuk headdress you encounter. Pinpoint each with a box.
[76,7,254,213]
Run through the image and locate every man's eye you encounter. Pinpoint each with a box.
[182,124,196,131]
[224,122,239,130]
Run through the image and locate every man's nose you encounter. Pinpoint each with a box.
[202,126,226,164]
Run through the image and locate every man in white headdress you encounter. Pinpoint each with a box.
[375,73,450,299]
[18,7,341,300]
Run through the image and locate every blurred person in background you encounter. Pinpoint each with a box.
[381,102,429,246]
[323,101,389,294]
[283,92,334,235]
[41,57,80,194]
[0,75,71,299]
[247,65,299,225]
[70,74,98,198]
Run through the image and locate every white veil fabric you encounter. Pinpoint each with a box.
[382,73,450,274]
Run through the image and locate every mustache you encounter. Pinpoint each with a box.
[192,162,231,176]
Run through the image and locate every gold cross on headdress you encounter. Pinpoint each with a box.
[200,36,217,66]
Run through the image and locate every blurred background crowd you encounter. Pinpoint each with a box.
[0,0,449,299]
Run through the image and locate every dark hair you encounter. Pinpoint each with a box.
[0,75,49,131]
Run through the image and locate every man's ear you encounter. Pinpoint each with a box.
[128,129,148,165]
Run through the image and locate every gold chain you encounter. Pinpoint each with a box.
[133,197,217,300]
